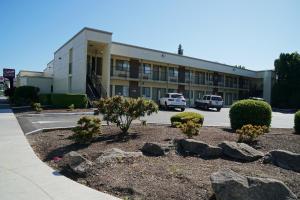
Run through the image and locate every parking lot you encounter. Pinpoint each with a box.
[16,107,295,135]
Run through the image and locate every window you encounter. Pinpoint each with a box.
[68,48,73,74]
[142,87,151,98]
[116,60,129,71]
[143,63,151,74]
[212,96,222,101]
[115,85,129,96]
[153,65,159,80]
[185,70,191,82]
[96,57,102,75]
[168,89,176,93]
[183,90,193,99]
[160,67,167,81]
[168,67,178,77]
[171,94,183,98]
[195,90,204,99]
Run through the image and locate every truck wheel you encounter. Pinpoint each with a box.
[217,108,221,112]
[181,108,185,112]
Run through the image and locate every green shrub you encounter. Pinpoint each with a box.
[178,120,201,138]
[71,116,101,143]
[229,99,272,130]
[51,93,87,108]
[294,111,300,134]
[32,102,43,113]
[39,93,87,108]
[13,86,40,106]
[236,124,268,143]
[97,96,158,134]
[170,112,204,127]
[39,94,52,105]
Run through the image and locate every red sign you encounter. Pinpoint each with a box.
[3,68,15,78]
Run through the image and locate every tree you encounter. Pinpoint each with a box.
[97,96,158,134]
[272,52,300,109]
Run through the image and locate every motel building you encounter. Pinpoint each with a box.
[17,27,274,106]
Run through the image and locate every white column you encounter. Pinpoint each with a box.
[102,43,111,97]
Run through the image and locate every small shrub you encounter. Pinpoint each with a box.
[97,96,158,134]
[39,94,52,105]
[71,116,101,143]
[51,93,88,108]
[236,124,268,143]
[32,102,43,113]
[170,112,204,127]
[229,99,272,130]
[294,111,300,134]
[13,86,40,106]
[68,104,75,111]
[179,120,201,138]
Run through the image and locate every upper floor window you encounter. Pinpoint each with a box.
[168,67,178,77]
[116,60,129,71]
[143,63,151,74]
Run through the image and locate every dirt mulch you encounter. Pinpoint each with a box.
[26,125,300,200]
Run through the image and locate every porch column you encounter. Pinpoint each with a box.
[102,43,111,97]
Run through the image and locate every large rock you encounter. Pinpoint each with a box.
[263,150,300,172]
[210,169,297,200]
[219,141,264,161]
[177,139,222,158]
[96,148,142,165]
[141,142,171,156]
[63,151,93,175]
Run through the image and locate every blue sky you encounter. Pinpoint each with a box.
[0,0,299,75]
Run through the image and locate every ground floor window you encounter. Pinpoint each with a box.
[152,88,166,102]
[195,90,205,100]
[115,85,129,97]
[184,90,193,99]
[142,87,151,98]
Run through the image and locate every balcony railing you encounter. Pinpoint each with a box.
[110,66,243,89]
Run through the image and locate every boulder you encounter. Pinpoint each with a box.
[210,169,297,200]
[219,141,264,161]
[96,148,142,165]
[263,150,300,172]
[63,151,93,175]
[177,139,222,158]
[141,142,171,156]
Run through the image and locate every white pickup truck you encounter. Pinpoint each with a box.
[159,93,186,111]
[195,95,223,111]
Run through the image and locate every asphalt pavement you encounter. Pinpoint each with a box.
[16,107,295,135]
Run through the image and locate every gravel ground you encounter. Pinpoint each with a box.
[27,125,300,200]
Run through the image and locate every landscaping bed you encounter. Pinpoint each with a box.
[26,125,300,200]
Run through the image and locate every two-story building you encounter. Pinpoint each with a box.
[17,27,274,106]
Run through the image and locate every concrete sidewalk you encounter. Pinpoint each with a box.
[0,97,119,200]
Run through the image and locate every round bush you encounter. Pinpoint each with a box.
[170,112,204,126]
[294,110,300,134]
[229,99,272,130]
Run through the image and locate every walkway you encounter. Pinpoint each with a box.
[0,97,119,200]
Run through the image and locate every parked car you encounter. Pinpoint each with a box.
[195,95,223,111]
[159,93,186,111]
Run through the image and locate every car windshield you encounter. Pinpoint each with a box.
[171,94,183,98]
[212,96,222,101]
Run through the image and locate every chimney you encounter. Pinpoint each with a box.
[178,44,183,55]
